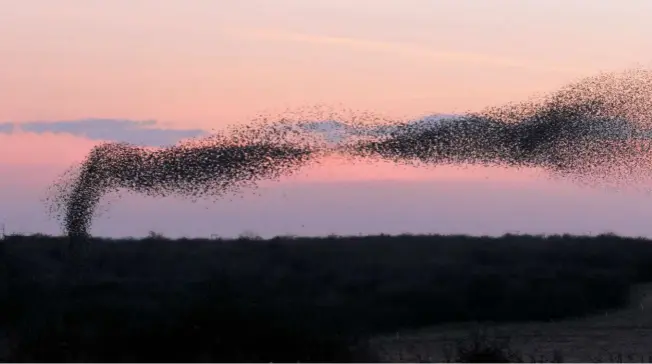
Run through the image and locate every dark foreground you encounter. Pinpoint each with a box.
[2,232,652,362]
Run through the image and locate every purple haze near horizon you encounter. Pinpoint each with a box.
[2,156,652,239]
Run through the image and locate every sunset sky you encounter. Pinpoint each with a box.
[3,0,652,238]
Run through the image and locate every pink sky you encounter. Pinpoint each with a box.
[2,0,652,238]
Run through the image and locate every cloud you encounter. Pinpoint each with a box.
[0,116,454,149]
[0,123,15,134]
[9,113,603,150]
[0,119,208,147]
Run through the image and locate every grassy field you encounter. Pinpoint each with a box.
[3,232,652,362]
[370,282,652,362]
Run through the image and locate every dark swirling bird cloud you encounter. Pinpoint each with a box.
[0,119,209,147]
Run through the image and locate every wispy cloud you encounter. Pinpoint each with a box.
[226,27,585,74]
[0,119,208,147]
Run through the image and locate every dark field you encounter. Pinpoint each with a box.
[3,233,652,362]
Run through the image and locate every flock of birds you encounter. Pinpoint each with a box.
[46,68,652,237]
